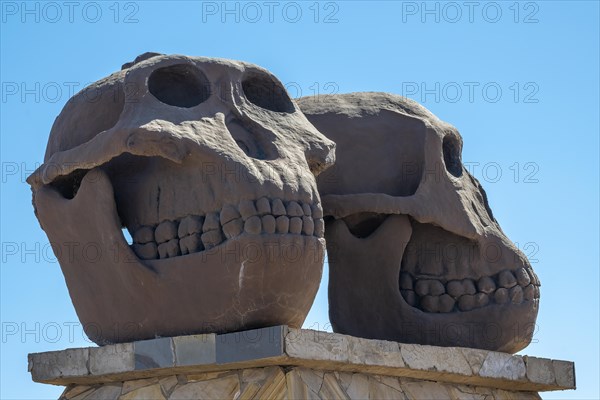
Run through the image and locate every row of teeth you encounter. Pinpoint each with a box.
[400,267,540,313]
[130,198,324,260]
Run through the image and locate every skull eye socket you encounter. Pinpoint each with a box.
[242,73,295,113]
[443,134,463,177]
[148,64,210,108]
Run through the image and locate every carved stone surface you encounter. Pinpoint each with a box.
[298,93,540,353]
[26,54,335,345]
[28,327,575,394]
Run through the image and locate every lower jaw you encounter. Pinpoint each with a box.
[83,233,326,344]
[35,169,326,345]
[146,232,325,274]
[325,214,539,353]
[393,300,539,352]
[397,219,540,314]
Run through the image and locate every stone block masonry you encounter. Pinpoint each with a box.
[28,326,575,399]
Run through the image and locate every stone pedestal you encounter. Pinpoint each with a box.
[28,326,575,399]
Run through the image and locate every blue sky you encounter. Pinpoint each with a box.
[1,1,598,398]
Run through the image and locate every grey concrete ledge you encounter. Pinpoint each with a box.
[28,326,575,392]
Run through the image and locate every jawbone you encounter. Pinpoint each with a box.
[34,169,324,345]
[326,214,539,353]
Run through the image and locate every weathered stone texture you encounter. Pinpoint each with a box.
[29,327,573,399]
[28,54,334,346]
[58,367,552,399]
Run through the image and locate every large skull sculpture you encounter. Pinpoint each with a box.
[298,92,539,353]
[27,53,335,345]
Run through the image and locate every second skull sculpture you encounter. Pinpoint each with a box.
[27,53,335,344]
[298,92,540,353]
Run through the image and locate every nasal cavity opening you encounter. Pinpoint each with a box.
[226,119,278,160]
[148,64,210,108]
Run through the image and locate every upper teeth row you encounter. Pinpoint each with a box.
[130,198,324,260]
[400,267,540,313]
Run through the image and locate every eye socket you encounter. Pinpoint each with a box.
[242,73,295,113]
[148,64,210,108]
[443,134,463,177]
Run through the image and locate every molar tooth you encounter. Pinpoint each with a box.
[238,200,258,220]
[155,220,177,244]
[178,215,204,238]
[276,216,289,234]
[462,279,477,295]
[446,280,463,298]
[177,218,189,238]
[439,294,455,313]
[421,295,439,313]
[509,286,524,304]
[272,198,286,216]
[414,280,430,296]
[515,267,531,286]
[399,273,413,291]
[287,201,304,217]
[220,205,241,226]
[289,217,303,234]
[526,268,540,286]
[203,213,220,232]
[256,197,271,215]
[133,226,154,244]
[244,216,262,235]
[494,288,509,304]
[302,203,312,216]
[302,216,314,236]
[498,270,517,288]
[180,233,203,255]
[201,230,224,249]
[158,238,180,259]
[132,242,158,260]
[429,280,445,296]
[189,216,204,233]
[314,218,325,238]
[474,293,490,308]
[477,276,496,294]
[223,218,243,239]
[311,204,323,219]
[523,284,535,301]
[261,215,276,234]
[458,295,475,311]
[401,290,417,307]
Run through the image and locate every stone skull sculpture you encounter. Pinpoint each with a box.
[27,53,335,345]
[298,92,539,353]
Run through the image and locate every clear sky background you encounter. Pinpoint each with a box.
[1,1,598,398]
